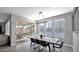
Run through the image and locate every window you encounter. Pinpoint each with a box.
[36,22,45,36]
[16,24,35,36]
[46,21,53,38]
[54,19,65,38]
[36,18,65,38]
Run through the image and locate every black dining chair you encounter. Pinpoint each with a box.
[52,40,64,52]
[34,39,41,50]
[40,40,50,52]
[30,38,36,48]
[35,39,40,44]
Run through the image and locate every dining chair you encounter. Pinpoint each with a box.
[30,38,36,48]
[40,40,50,52]
[52,40,64,52]
[34,39,41,51]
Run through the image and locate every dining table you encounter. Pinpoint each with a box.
[27,36,60,52]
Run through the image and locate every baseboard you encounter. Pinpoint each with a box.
[11,43,16,46]
[16,39,26,42]
[64,43,73,48]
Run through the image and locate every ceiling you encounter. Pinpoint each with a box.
[0,13,9,22]
[0,7,74,22]
[16,17,34,26]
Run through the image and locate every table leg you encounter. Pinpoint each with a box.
[48,44,51,52]
[52,43,55,52]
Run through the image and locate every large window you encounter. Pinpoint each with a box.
[16,24,35,36]
[36,22,45,36]
[54,19,65,38]
[36,18,65,38]
[45,21,53,38]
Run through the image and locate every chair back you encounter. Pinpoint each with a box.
[54,40,64,48]
[35,39,40,44]
[40,40,49,47]
[30,38,35,42]
[60,42,64,48]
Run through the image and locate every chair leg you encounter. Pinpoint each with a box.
[60,48,63,52]
[48,45,51,52]
[61,48,63,52]
[33,43,35,49]
[52,47,55,52]
[52,44,55,52]
[45,47,46,52]
[30,42,32,47]
[60,48,61,52]
[38,45,40,52]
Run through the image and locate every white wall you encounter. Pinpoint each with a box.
[5,20,10,35]
[73,11,79,52]
[10,14,16,46]
[73,32,79,52]
[64,15,73,46]
[74,11,79,30]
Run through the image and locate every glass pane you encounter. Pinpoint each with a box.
[36,18,65,38]
[36,22,45,36]
[46,21,53,38]
[54,19,65,38]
